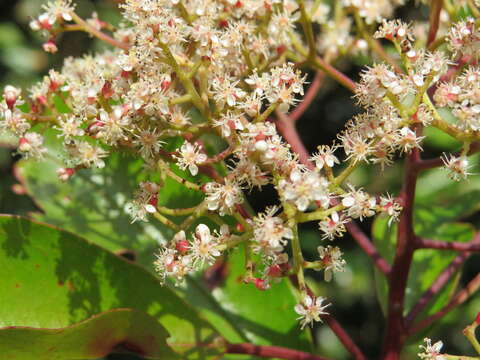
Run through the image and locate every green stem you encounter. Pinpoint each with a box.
[158,162,202,191]
[297,0,316,59]
[353,11,402,74]
[156,205,197,216]
[464,322,480,355]
[334,161,358,186]
[153,212,180,231]
[284,203,305,293]
[296,204,345,223]
[255,102,278,123]
[158,42,209,118]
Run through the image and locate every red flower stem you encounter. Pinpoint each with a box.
[290,71,325,123]
[70,12,129,51]
[226,343,331,360]
[345,222,391,276]
[427,0,443,47]
[274,111,314,169]
[311,57,357,93]
[412,141,480,172]
[203,146,234,164]
[324,315,367,360]
[405,252,469,327]
[416,238,480,252]
[408,273,480,336]
[381,148,420,360]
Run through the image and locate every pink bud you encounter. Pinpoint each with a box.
[176,240,190,254]
[254,278,267,291]
[43,40,58,53]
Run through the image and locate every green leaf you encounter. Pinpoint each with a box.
[0,215,220,359]
[16,150,171,266]
[0,309,177,360]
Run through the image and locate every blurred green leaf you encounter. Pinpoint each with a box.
[0,309,177,360]
[0,215,220,359]
[16,140,169,266]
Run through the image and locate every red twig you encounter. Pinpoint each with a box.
[417,238,480,252]
[406,233,480,326]
[382,147,420,360]
[405,252,468,327]
[313,57,357,93]
[275,111,314,168]
[203,146,234,164]
[324,315,366,360]
[427,0,443,47]
[345,222,391,276]
[290,71,325,123]
[226,343,330,360]
[412,142,480,172]
[408,273,480,335]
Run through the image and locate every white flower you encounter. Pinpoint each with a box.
[441,154,471,181]
[310,145,339,170]
[174,142,207,176]
[294,295,329,329]
[204,180,244,216]
[252,206,293,257]
[189,224,221,266]
[126,182,159,222]
[341,185,377,221]
[18,133,47,160]
[317,245,346,282]
[418,338,445,360]
[318,212,347,240]
[279,169,330,212]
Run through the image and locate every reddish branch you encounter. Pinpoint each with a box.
[408,273,480,335]
[345,222,391,275]
[412,142,480,172]
[427,0,443,47]
[381,148,420,360]
[226,343,330,360]
[417,238,480,252]
[290,71,325,123]
[407,232,480,327]
[324,315,366,360]
[275,112,313,168]
[405,252,468,327]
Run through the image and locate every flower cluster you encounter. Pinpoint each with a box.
[3,0,479,332]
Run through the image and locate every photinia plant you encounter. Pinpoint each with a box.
[1,0,480,359]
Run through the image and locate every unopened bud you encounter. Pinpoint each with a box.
[57,167,75,181]
[176,240,190,254]
[43,40,58,53]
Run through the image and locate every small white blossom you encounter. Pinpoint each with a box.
[189,224,221,266]
[310,145,340,170]
[204,180,244,216]
[441,154,471,181]
[294,295,330,329]
[174,142,207,176]
[252,206,293,257]
[317,245,346,282]
[318,212,347,240]
[18,133,47,160]
[418,338,445,360]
